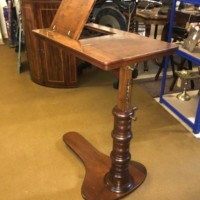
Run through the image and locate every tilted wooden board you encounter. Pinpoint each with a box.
[50,0,96,40]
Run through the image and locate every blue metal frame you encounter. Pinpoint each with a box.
[160,0,200,135]
[194,102,200,133]
[177,49,200,66]
[160,96,194,128]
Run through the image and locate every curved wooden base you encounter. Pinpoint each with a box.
[63,132,147,200]
[31,76,78,88]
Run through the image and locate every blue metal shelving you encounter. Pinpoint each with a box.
[160,0,200,135]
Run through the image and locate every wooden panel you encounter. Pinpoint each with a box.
[39,38,77,87]
[50,0,96,40]
[37,3,59,28]
[22,0,78,88]
[43,42,65,82]
[22,3,43,83]
[64,53,77,85]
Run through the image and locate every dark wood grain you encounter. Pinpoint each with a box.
[33,25,177,70]
[51,0,96,40]
[63,132,146,200]
[22,0,78,88]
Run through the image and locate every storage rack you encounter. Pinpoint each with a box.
[160,0,200,136]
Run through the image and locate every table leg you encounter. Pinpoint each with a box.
[135,21,139,34]
[63,67,147,200]
[145,24,151,37]
[154,24,158,39]
[144,24,151,72]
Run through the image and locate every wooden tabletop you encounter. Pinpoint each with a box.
[136,8,167,20]
[50,0,96,40]
[33,23,177,71]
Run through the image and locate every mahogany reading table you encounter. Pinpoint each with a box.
[33,0,177,199]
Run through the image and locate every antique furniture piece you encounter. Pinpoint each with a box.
[160,0,200,136]
[134,7,168,39]
[33,0,177,199]
[22,0,78,88]
[21,0,137,88]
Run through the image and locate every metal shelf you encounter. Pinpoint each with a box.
[176,47,200,66]
[160,91,200,134]
[160,0,200,136]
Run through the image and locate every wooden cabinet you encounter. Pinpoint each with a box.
[21,0,78,87]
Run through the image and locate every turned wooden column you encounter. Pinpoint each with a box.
[105,67,136,193]
[62,66,146,200]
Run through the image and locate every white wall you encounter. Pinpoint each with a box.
[0,0,8,38]
[0,0,21,38]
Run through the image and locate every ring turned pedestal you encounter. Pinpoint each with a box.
[63,67,147,200]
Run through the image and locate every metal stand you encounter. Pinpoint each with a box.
[176,78,191,101]
[176,70,200,101]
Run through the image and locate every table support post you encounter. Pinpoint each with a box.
[105,67,146,193]
[104,106,135,193]
[63,66,147,199]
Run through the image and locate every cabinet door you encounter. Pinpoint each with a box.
[22,0,78,87]
[36,1,77,87]
[40,39,77,87]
